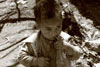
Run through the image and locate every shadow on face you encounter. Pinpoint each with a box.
[39,16,62,40]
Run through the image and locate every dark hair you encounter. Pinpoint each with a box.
[34,0,60,22]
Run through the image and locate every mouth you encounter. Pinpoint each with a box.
[49,36,59,41]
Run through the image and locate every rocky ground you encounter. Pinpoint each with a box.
[0,0,100,67]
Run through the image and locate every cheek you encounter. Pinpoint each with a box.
[41,29,50,36]
[42,32,52,38]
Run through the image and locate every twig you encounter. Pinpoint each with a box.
[14,0,21,20]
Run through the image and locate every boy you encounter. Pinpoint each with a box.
[18,0,82,67]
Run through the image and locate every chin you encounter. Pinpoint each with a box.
[47,37,57,41]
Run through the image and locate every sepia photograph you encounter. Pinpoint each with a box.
[0,0,100,67]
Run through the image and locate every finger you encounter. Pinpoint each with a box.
[45,58,50,61]
[41,62,46,67]
[44,60,49,67]
[39,64,43,67]
[43,59,49,64]
[43,62,48,67]
[44,62,49,67]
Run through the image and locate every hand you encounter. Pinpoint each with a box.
[55,43,65,50]
[37,57,49,67]
[54,39,66,50]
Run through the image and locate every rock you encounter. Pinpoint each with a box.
[0,0,6,3]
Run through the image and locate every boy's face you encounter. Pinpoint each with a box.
[39,17,62,40]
